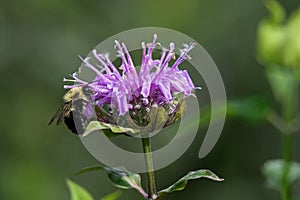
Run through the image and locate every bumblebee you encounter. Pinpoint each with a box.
[48,85,95,135]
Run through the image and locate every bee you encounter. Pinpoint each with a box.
[48,85,95,135]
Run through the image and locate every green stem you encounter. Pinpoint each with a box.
[281,133,292,200]
[280,77,298,200]
[142,137,157,200]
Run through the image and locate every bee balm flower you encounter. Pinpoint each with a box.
[65,34,199,128]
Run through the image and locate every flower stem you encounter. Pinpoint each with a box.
[281,133,292,200]
[142,137,157,200]
[280,79,298,200]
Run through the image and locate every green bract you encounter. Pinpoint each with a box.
[83,96,187,137]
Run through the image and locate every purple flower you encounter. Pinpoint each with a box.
[65,34,199,124]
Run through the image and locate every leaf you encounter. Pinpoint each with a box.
[256,0,287,66]
[76,166,104,176]
[104,167,141,189]
[105,167,147,198]
[83,121,139,137]
[227,96,271,123]
[257,0,300,72]
[66,179,94,200]
[199,96,271,127]
[266,67,298,106]
[262,159,300,191]
[100,190,121,200]
[76,165,147,198]
[284,7,300,73]
[158,169,223,198]
[265,0,286,24]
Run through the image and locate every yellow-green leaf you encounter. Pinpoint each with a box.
[100,190,121,200]
[66,179,94,200]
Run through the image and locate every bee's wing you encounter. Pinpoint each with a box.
[48,102,72,126]
[48,104,64,125]
[57,102,72,125]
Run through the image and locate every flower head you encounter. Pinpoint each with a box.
[65,34,199,128]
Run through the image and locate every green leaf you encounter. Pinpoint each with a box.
[266,67,298,105]
[257,0,300,71]
[158,169,223,198]
[104,167,141,189]
[227,96,271,122]
[66,179,94,200]
[284,7,300,71]
[256,1,287,66]
[104,167,147,198]
[76,166,104,176]
[199,96,271,126]
[265,0,286,24]
[257,21,286,66]
[83,121,139,137]
[262,159,300,191]
[100,190,121,200]
[76,166,141,189]
[76,165,147,198]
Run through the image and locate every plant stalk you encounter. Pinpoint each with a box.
[281,133,292,200]
[280,78,298,200]
[142,137,157,200]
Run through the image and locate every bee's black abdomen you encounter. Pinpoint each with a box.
[64,111,86,135]
[64,114,78,135]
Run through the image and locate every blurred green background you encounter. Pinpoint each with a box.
[1,0,300,199]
